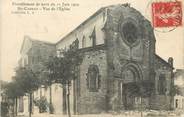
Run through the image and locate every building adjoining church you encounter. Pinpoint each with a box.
[174,69,184,110]
[18,4,174,115]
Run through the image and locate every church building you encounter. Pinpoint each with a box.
[56,4,174,113]
[19,4,174,115]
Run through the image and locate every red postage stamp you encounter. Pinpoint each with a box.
[152,1,182,27]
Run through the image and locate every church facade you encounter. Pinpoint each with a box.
[56,4,174,114]
[19,4,174,115]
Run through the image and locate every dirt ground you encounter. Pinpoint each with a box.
[15,110,184,117]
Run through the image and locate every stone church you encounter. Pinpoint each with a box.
[19,4,174,115]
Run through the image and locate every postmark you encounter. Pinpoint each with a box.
[151,1,182,28]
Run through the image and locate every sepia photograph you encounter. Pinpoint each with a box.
[1,0,184,117]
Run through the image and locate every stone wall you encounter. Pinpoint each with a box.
[29,41,55,64]
[150,95,172,110]
[77,49,108,114]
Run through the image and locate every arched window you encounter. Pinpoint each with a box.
[158,74,166,95]
[89,27,96,47]
[82,36,86,48]
[86,65,100,92]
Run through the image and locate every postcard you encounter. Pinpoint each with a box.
[1,0,184,117]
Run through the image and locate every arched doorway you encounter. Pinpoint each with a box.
[120,64,142,110]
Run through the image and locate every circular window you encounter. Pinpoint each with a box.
[121,22,139,44]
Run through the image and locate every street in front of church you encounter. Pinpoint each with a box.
[15,110,184,117]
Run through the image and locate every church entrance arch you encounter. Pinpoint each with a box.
[120,63,143,110]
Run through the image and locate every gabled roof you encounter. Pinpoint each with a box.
[31,38,55,46]
[20,36,55,53]
[55,3,146,45]
[155,54,173,69]
[20,36,32,54]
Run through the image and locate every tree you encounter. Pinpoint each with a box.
[4,79,25,117]
[43,54,67,114]
[44,39,83,117]
[62,46,83,117]
[1,101,9,117]
[0,81,9,117]
[40,58,55,114]
[14,66,41,117]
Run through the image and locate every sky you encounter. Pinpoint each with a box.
[1,0,184,81]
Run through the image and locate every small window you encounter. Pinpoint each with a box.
[86,65,100,92]
[82,36,86,48]
[176,99,178,108]
[89,27,96,47]
[158,74,166,95]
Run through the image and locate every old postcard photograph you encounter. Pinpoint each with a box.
[1,0,184,117]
